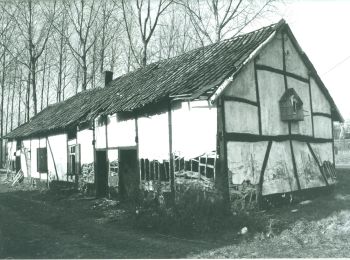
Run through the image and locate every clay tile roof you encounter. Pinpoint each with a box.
[90,20,284,116]
[5,89,99,139]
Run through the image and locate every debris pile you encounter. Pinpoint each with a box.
[79,163,95,193]
[92,198,127,224]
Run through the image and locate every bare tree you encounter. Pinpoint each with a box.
[10,63,18,131]
[121,0,174,67]
[0,3,14,167]
[61,0,101,91]
[155,4,199,60]
[98,0,121,74]
[178,0,277,44]
[17,67,24,127]
[8,0,57,116]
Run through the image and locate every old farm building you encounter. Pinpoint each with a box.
[5,20,343,208]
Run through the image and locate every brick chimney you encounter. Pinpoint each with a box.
[104,71,113,87]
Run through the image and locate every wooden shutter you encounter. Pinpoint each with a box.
[37,148,48,173]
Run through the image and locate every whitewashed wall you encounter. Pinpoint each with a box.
[77,128,94,165]
[95,114,137,150]
[7,140,16,161]
[258,34,283,70]
[262,141,298,195]
[138,111,169,161]
[30,138,39,178]
[258,70,289,135]
[47,134,68,181]
[292,141,326,189]
[21,139,31,177]
[224,62,256,100]
[310,77,333,139]
[107,114,136,148]
[284,36,308,78]
[227,141,268,186]
[172,100,217,159]
[95,117,106,149]
[68,138,76,146]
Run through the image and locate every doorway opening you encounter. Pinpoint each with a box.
[95,150,108,197]
[118,149,139,200]
[15,156,21,173]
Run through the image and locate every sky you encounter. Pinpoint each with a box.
[250,0,350,120]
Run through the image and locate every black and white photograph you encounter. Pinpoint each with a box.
[0,0,349,258]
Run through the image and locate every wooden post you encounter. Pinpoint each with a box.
[92,119,97,196]
[217,97,230,209]
[205,154,208,178]
[257,141,272,208]
[198,156,201,179]
[168,100,175,204]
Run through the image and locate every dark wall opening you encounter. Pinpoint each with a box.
[119,149,139,200]
[95,150,108,198]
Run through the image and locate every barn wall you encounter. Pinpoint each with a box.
[95,117,106,149]
[68,138,76,146]
[262,141,297,195]
[288,77,312,136]
[77,128,95,190]
[225,102,259,134]
[224,62,257,101]
[221,31,336,207]
[137,109,170,193]
[47,133,68,181]
[107,114,136,148]
[310,77,331,114]
[7,140,16,162]
[138,111,169,161]
[313,116,332,139]
[257,33,283,70]
[257,70,288,135]
[172,100,217,159]
[29,139,39,178]
[284,36,308,78]
[21,139,31,177]
[171,100,218,197]
[292,141,326,189]
[77,128,94,165]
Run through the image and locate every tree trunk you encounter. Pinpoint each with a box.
[142,41,147,67]
[10,66,17,131]
[18,68,23,127]
[75,61,80,94]
[82,55,87,91]
[26,69,31,122]
[46,64,51,106]
[0,53,5,168]
[41,51,47,111]
[92,42,96,88]
[31,57,37,115]
[5,77,11,134]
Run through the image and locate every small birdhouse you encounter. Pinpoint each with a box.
[279,88,304,121]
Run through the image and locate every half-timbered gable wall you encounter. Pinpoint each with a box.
[222,30,335,206]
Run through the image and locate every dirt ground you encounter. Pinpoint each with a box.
[1,168,350,258]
